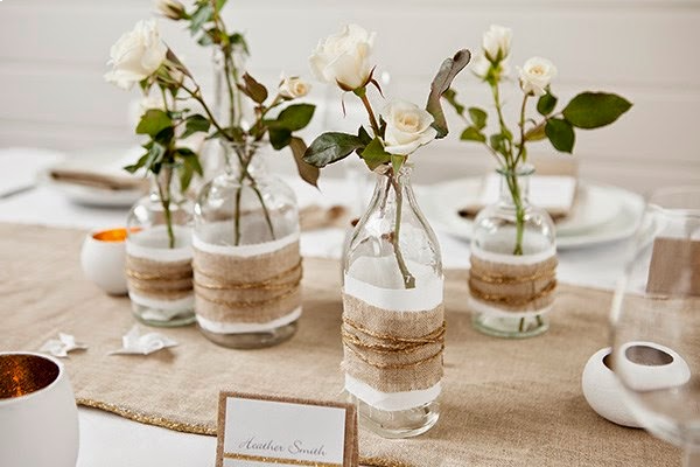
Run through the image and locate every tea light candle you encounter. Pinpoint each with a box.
[80,227,128,295]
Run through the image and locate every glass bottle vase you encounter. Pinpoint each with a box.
[125,165,195,327]
[342,166,444,439]
[193,141,301,349]
[469,165,557,338]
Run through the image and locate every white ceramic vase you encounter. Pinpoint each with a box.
[0,352,79,467]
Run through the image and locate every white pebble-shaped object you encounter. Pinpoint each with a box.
[582,343,691,428]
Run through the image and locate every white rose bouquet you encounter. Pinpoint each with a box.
[105,1,319,246]
[445,24,632,255]
[303,24,470,287]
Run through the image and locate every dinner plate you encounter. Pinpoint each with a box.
[40,147,146,208]
[417,178,646,250]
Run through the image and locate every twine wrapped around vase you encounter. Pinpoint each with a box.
[125,255,193,301]
[193,234,302,333]
[468,247,557,313]
[342,274,445,411]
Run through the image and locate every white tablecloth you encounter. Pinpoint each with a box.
[0,148,633,467]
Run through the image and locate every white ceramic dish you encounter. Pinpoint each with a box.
[39,147,146,208]
[417,178,646,250]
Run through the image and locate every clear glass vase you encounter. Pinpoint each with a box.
[193,141,301,349]
[126,165,195,327]
[343,166,444,439]
[469,164,557,338]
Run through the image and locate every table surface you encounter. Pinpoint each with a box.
[0,147,636,467]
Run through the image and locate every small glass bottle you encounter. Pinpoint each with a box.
[469,164,557,338]
[193,141,301,349]
[343,166,444,439]
[126,164,195,327]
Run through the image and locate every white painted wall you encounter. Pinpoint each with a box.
[1,0,699,192]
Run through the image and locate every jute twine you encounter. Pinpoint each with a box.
[125,255,193,301]
[468,254,558,312]
[341,293,445,393]
[193,241,302,325]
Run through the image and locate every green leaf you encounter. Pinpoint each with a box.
[391,154,405,175]
[442,88,464,117]
[215,0,228,12]
[229,33,250,55]
[357,126,372,146]
[265,104,315,132]
[562,92,632,129]
[269,128,292,150]
[145,142,166,173]
[360,137,392,171]
[289,137,319,187]
[426,49,472,138]
[189,4,213,34]
[303,132,364,168]
[525,124,547,142]
[179,163,194,192]
[468,107,488,130]
[460,127,486,143]
[490,133,508,156]
[136,110,172,137]
[545,118,576,153]
[239,73,268,104]
[537,93,558,116]
[124,153,149,174]
[176,148,204,176]
[181,114,211,139]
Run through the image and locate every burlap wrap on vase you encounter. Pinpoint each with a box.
[342,273,445,412]
[125,234,194,311]
[193,232,302,334]
[469,246,558,315]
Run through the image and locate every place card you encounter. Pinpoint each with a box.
[646,238,700,296]
[216,392,358,467]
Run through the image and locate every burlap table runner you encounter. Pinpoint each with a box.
[0,223,678,466]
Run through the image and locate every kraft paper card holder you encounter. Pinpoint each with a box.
[216,392,359,467]
[646,238,700,296]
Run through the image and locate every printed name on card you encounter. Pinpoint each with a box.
[216,392,358,467]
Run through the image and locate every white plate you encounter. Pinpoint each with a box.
[40,147,146,208]
[417,178,646,250]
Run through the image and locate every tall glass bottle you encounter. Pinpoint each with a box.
[469,165,557,338]
[126,164,195,327]
[343,166,444,439]
[193,141,302,348]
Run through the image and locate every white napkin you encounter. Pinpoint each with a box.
[109,325,178,356]
[40,333,88,358]
[479,173,577,215]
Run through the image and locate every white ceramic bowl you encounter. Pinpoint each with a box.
[80,227,128,295]
[582,343,690,428]
[0,352,79,467]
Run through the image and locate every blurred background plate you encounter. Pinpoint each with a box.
[417,178,646,249]
[40,147,147,208]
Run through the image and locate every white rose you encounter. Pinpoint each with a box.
[279,75,311,99]
[518,57,557,96]
[471,52,510,79]
[381,99,438,156]
[154,0,184,20]
[309,24,376,91]
[104,20,168,90]
[483,24,512,62]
